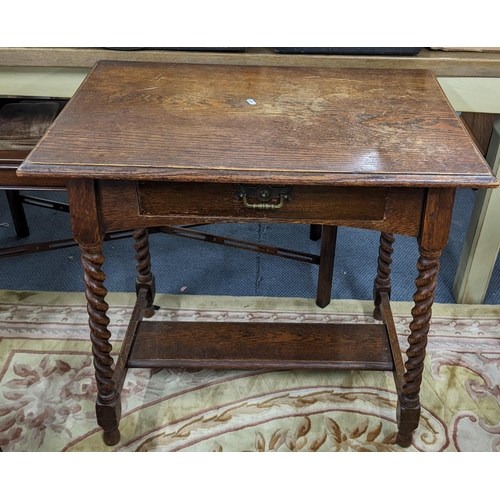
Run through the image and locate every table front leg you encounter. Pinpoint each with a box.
[80,242,121,446]
[67,179,121,446]
[397,247,441,446]
[396,188,455,447]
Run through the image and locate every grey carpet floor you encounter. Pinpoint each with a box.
[1,187,500,304]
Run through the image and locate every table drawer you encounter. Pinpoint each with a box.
[136,181,388,222]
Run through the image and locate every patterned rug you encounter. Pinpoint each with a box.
[0,290,499,452]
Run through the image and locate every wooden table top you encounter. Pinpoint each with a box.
[19,61,497,188]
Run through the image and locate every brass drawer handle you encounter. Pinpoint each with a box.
[234,184,292,210]
[241,193,285,210]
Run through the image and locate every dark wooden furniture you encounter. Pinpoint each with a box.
[4,48,500,305]
[460,112,497,156]
[0,100,327,267]
[18,61,497,448]
[0,100,67,246]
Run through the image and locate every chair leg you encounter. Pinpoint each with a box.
[316,225,338,308]
[310,224,322,241]
[5,190,29,238]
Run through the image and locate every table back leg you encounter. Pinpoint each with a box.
[373,231,395,320]
[133,228,156,318]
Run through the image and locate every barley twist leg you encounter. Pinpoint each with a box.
[133,228,156,318]
[81,243,121,446]
[396,248,441,447]
[373,232,395,320]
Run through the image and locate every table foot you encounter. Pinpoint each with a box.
[395,400,420,448]
[95,392,122,446]
[103,428,121,446]
[143,306,155,318]
[396,432,413,448]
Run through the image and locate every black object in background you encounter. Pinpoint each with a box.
[275,47,422,55]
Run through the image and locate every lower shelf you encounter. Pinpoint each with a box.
[128,320,394,371]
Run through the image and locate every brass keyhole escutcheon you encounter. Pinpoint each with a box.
[257,187,270,200]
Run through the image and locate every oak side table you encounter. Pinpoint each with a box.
[18,61,497,448]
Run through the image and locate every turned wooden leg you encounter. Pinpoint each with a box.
[6,190,30,238]
[391,188,455,447]
[310,224,322,241]
[67,178,122,446]
[81,242,121,446]
[396,248,441,447]
[316,225,338,308]
[373,232,395,320]
[133,228,156,318]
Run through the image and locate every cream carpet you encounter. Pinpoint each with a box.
[0,290,499,452]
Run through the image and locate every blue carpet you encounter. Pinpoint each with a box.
[1,187,500,304]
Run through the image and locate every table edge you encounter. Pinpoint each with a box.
[16,162,499,189]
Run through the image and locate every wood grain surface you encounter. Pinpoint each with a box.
[97,180,425,236]
[128,321,394,371]
[19,61,496,188]
[136,182,387,220]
